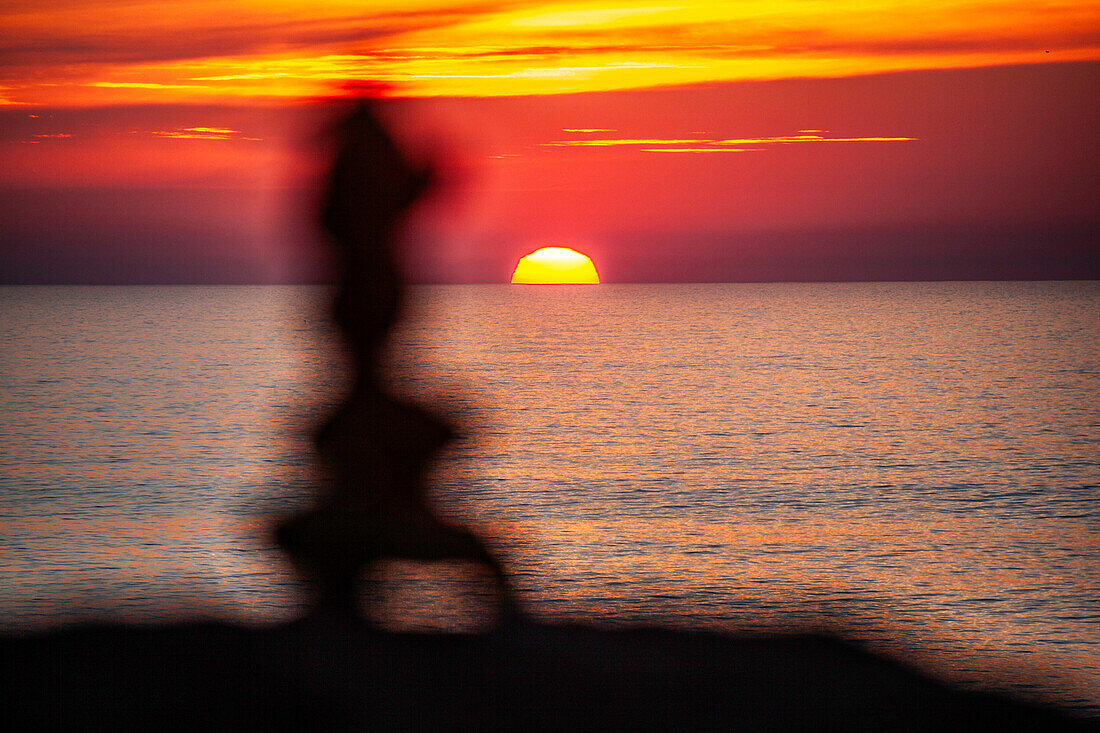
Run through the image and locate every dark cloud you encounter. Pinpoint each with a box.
[466,24,1100,61]
[593,224,1100,284]
[757,27,1100,57]
[0,3,511,70]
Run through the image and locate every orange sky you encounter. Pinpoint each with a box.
[1,2,1097,283]
[3,0,1098,105]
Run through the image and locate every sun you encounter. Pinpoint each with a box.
[510,247,600,284]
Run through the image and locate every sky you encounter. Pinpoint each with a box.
[1,1,1097,283]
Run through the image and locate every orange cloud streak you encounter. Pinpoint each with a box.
[542,130,918,153]
[1,1,1097,104]
[148,126,260,140]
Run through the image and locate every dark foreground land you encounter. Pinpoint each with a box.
[4,619,1093,731]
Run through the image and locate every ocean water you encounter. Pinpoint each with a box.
[1,282,1098,715]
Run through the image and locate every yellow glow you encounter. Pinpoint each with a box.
[511,247,600,284]
[544,138,709,146]
[2,1,1097,105]
[506,5,684,27]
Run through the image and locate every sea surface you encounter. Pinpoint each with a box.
[2,282,1098,715]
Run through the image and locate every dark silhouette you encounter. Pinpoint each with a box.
[2,100,1095,732]
[274,102,518,624]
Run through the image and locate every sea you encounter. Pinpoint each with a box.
[1,282,1098,716]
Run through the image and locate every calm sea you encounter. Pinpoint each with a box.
[2,283,1098,715]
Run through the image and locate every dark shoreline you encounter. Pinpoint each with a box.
[5,619,1093,731]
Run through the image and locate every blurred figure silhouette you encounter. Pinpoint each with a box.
[276,101,519,624]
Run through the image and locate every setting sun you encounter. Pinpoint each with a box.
[511,247,600,284]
